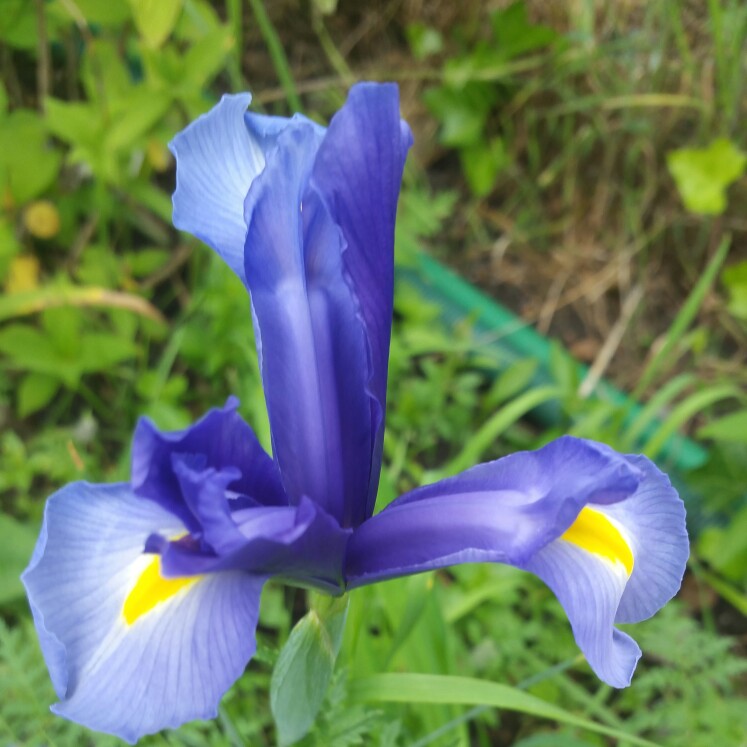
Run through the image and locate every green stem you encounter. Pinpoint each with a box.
[246,0,302,111]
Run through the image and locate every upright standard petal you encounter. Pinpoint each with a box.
[170,94,269,281]
[311,82,413,518]
[170,94,323,283]
[22,482,264,743]
[243,121,372,527]
[345,436,688,687]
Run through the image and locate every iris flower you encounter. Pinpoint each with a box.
[23,83,688,743]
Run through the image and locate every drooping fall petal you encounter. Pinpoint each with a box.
[345,436,688,686]
[22,482,264,743]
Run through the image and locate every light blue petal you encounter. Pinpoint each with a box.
[170,94,265,281]
[603,455,689,623]
[524,539,642,687]
[523,453,688,687]
[22,482,263,743]
[244,110,324,149]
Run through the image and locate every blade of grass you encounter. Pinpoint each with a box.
[633,236,730,398]
[443,577,518,624]
[441,386,561,476]
[621,373,696,451]
[311,7,354,85]
[350,673,659,747]
[246,0,302,111]
[695,567,747,616]
[409,658,581,747]
[642,384,742,461]
[568,401,619,440]
[383,575,433,668]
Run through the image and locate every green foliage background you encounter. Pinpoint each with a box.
[1,0,746,745]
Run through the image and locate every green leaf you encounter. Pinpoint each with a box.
[0,0,37,50]
[383,575,433,667]
[0,323,138,386]
[667,138,747,215]
[77,333,139,372]
[642,384,741,461]
[698,504,747,582]
[130,0,184,48]
[461,137,509,197]
[423,84,497,148]
[124,248,170,277]
[271,594,349,746]
[126,180,175,224]
[514,735,598,747]
[696,567,747,616]
[50,0,131,27]
[312,0,338,15]
[182,27,235,87]
[0,217,22,281]
[18,372,60,418]
[721,260,747,319]
[0,514,38,604]
[697,409,747,443]
[44,99,102,147]
[406,23,443,60]
[173,0,222,40]
[0,111,62,203]
[486,358,540,408]
[491,1,558,59]
[106,89,172,152]
[0,324,76,385]
[351,674,659,747]
[43,306,82,358]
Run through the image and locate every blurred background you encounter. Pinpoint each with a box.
[1,1,746,744]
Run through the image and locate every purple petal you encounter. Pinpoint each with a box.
[311,82,412,517]
[131,397,286,528]
[171,455,246,554]
[346,436,688,688]
[244,110,325,149]
[22,482,264,743]
[243,122,372,527]
[158,496,351,595]
[345,437,642,585]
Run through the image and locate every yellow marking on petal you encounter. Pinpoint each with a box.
[123,556,199,626]
[561,507,634,575]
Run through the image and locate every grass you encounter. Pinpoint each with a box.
[0,1,745,745]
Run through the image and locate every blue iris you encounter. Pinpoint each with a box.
[22,83,689,743]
